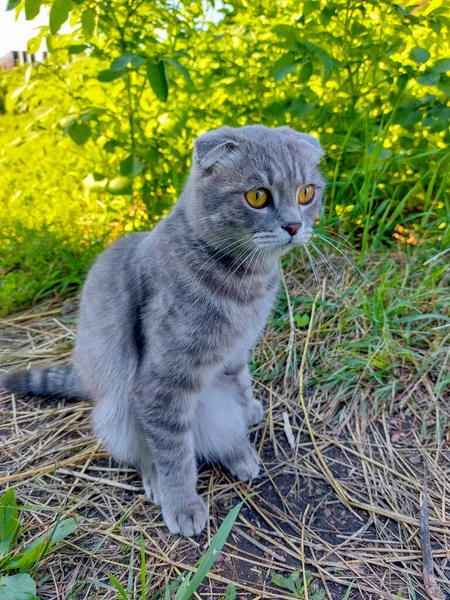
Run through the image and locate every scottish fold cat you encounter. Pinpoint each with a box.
[2,125,325,536]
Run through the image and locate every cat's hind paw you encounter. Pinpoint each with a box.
[223,441,260,481]
[247,398,264,427]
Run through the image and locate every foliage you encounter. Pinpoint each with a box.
[0,488,79,600]
[0,0,449,315]
[0,0,449,312]
[271,570,326,598]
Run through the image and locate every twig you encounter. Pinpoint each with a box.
[420,461,446,600]
[57,468,142,492]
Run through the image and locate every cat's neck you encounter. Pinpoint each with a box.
[171,204,277,278]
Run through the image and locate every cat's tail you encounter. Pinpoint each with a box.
[0,365,86,399]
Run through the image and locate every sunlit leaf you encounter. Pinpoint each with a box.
[25,0,41,20]
[108,176,132,194]
[84,173,108,189]
[49,0,71,35]
[27,35,42,54]
[81,8,95,37]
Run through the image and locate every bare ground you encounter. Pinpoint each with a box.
[1,255,449,599]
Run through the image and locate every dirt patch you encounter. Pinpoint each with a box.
[1,259,449,599]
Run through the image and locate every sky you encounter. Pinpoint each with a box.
[0,7,49,57]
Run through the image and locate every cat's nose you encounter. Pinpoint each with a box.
[282,223,301,237]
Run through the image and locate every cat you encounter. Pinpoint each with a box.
[1,125,325,537]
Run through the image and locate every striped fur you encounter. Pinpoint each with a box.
[1,365,85,398]
[1,126,324,537]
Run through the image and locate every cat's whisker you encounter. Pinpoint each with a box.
[215,245,260,302]
[245,246,266,304]
[241,245,263,304]
[308,239,344,288]
[303,243,321,287]
[316,230,356,253]
[186,236,253,297]
[314,233,363,277]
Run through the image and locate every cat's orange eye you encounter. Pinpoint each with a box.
[245,188,270,208]
[298,184,315,205]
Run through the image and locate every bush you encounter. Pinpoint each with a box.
[0,0,449,312]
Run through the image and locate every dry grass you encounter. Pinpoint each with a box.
[1,252,449,599]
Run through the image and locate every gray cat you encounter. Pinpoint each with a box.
[1,125,324,537]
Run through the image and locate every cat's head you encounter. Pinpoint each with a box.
[185,125,325,257]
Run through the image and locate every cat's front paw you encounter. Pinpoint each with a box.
[247,398,264,427]
[163,495,208,537]
[224,441,260,481]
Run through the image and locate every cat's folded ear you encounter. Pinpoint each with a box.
[194,127,245,171]
[295,132,324,161]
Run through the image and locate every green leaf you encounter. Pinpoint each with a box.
[25,0,41,20]
[295,313,310,327]
[49,0,71,35]
[410,46,430,64]
[417,72,440,86]
[289,97,315,117]
[6,0,21,10]
[98,69,126,82]
[120,155,142,177]
[165,58,192,84]
[304,0,320,16]
[6,539,47,572]
[27,35,42,54]
[81,8,95,38]
[432,58,450,73]
[108,574,129,600]
[0,573,37,600]
[68,122,91,145]
[272,24,298,40]
[437,76,450,95]
[298,61,313,83]
[6,517,80,570]
[103,140,119,153]
[0,489,20,559]
[272,53,297,82]
[271,573,298,593]
[67,44,87,55]
[173,501,243,600]
[108,177,132,194]
[110,52,145,71]
[225,584,237,600]
[146,61,168,102]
